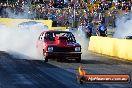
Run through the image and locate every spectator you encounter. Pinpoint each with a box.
[0,0,131,28]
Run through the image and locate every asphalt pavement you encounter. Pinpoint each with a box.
[0,51,132,88]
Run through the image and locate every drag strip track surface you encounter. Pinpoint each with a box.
[48,52,132,88]
[0,51,132,88]
[0,51,106,88]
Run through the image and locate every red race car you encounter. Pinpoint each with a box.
[36,30,82,62]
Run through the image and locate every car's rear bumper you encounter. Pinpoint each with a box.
[45,52,82,59]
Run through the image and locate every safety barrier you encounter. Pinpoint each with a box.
[88,36,132,61]
[0,18,67,31]
[0,18,53,29]
[51,27,66,31]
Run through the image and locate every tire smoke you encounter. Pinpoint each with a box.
[0,3,47,60]
[113,13,132,38]
[71,28,89,59]
[0,24,47,60]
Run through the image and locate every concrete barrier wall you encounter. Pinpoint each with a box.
[88,36,132,61]
[0,18,66,30]
[0,18,53,29]
[51,27,66,31]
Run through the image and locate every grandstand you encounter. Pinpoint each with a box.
[0,0,131,27]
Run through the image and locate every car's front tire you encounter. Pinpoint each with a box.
[76,57,81,63]
[57,58,64,62]
[43,56,48,62]
[43,49,48,62]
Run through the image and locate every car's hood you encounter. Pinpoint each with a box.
[45,41,81,47]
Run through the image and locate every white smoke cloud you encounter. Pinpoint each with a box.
[0,1,47,60]
[70,28,89,60]
[0,24,48,60]
[113,13,132,38]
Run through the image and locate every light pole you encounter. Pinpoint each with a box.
[72,3,76,28]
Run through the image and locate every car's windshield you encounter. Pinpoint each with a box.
[45,32,76,42]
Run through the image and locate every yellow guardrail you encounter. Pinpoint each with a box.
[0,18,66,31]
[0,18,53,29]
[88,36,132,61]
[51,27,66,31]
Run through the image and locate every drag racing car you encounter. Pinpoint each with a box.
[36,30,82,62]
